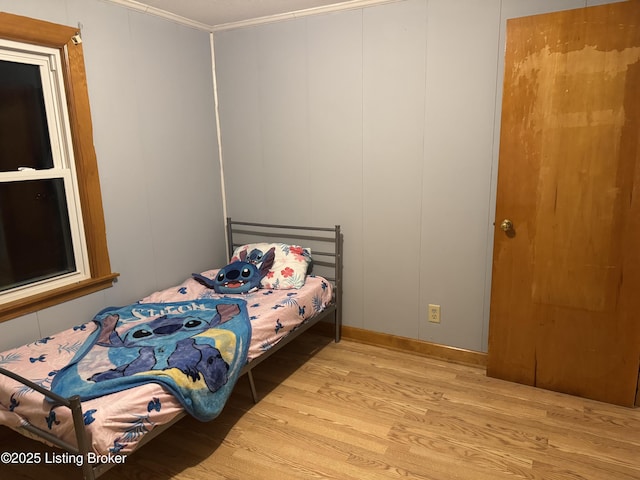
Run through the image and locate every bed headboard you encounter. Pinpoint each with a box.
[226,218,342,283]
[226,218,343,337]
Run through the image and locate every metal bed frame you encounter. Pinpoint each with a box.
[0,218,343,480]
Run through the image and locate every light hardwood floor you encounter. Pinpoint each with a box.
[2,330,640,479]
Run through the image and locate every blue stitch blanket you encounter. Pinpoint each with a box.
[50,299,250,421]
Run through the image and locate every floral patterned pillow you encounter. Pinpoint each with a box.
[230,242,312,289]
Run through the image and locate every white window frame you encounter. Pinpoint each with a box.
[0,39,91,305]
[0,13,117,323]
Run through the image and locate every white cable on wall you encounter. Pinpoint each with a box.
[209,32,230,255]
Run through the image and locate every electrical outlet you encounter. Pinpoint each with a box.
[428,304,441,323]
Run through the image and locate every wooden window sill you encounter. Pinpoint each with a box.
[0,273,119,323]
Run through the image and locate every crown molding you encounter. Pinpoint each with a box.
[212,0,401,31]
[102,0,402,32]
[101,0,213,31]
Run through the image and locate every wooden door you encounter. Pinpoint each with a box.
[488,1,640,407]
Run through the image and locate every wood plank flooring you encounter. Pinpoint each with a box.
[1,330,639,479]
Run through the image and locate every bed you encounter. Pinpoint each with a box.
[0,218,343,480]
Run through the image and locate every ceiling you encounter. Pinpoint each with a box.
[125,0,370,29]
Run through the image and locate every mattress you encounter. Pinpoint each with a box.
[0,273,332,455]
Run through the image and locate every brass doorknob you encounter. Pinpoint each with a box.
[500,219,513,232]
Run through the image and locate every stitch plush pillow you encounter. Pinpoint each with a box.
[231,242,312,289]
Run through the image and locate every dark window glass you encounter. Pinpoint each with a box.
[0,60,54,172]
[0,178,75,292]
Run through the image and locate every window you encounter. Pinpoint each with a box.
[0,41,88,300]
[0,13,117,322]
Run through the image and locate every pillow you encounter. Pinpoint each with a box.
[231,242,312,289]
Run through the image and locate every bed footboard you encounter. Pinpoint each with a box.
[0,367,96,479]
[0,365,189,480]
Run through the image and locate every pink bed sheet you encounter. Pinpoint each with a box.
[141,271,333,362]
[0,273,332,455]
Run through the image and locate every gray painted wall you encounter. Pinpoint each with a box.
[0,0,225,350]
[0,0,620,354]
[215,0,620,352]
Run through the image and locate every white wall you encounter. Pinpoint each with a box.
[214,0,621,352]
[0,0,225,350]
